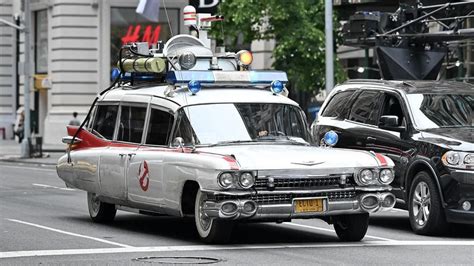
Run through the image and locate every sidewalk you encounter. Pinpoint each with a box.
[0,139,65,165]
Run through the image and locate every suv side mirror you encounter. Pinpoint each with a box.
[379,115,405,132]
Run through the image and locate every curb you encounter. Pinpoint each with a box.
[0,158,57,166]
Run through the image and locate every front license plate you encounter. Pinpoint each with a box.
[294,198,325,213]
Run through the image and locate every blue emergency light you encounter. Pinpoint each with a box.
[166,70,288,85]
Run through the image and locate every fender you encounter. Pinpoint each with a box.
[405,158,446,206]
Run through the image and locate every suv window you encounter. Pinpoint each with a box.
[321,90,355,118]
[117,106,147,143]
[348,90,382,125]
[380,93,406,126]
[92,105,118,140]
[146,108,173,145]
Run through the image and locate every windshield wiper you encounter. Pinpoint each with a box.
[208,140,257,147]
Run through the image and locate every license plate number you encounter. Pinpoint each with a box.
[294,198,325,213]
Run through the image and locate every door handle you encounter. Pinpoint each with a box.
[119,153,126,157]
[128,153,136,158]
[367,136,377,142]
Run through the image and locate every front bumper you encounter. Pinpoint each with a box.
[442,169,474,224]
[201,188,395,220]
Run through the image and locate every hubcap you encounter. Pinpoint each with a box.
[90,193,100,214]
[412,182,431,226]
[198,193,212,231]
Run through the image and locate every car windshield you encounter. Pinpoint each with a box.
[175,103,310,145]
[407,93,474,129]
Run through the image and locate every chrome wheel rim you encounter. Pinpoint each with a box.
[412,182,431,226]
[198,193,212,231]
[89,193,100,215]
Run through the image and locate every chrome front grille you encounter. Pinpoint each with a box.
[254,174,354,190]
[213,191,357,205]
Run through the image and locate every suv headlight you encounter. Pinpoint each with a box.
[442,151,474,170]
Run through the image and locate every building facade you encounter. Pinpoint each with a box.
[0,0,189,144]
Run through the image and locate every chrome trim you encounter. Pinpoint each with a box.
[201,186,392,196]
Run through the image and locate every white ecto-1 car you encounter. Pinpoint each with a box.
[56,22,396,243]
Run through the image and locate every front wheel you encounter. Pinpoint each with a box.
[408,171,447,235]
[194,190,233,244]
[333,213,369,241]
[87,192,116,223]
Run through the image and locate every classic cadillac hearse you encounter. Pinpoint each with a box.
[57,9,396,243]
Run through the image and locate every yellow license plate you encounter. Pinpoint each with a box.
[294,198,325,213]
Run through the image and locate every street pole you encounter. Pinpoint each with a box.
[21,0,31,158]
[324,0,334,94]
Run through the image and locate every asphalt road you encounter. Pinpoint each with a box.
[1,162,473,265]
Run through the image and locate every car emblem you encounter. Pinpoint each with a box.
[291,160,325,166]
[138,161,150,191]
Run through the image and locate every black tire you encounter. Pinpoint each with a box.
[194,190,233,244]
[87,192,116,223]
[408,171,447,235]
[333,213,369,242]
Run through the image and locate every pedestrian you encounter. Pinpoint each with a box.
[13,107,24,143]
[69,112,81,126]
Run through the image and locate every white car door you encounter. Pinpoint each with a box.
[126,104,175,207]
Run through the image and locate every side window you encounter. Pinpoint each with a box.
[381,94,406,126]
[321,90,355,118]
[173,110,196,145]
[117,105,147,143]
[92,105,118,140]
[146,108,174,145]
[348,91,382,125]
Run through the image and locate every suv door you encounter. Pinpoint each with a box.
[344,89,384,151]
[371,92,413,198]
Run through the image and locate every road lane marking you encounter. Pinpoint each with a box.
[285,222,395,241]
[1,240,474,259]
[6,219,133,248]
[0,165,56,172]
[32,183,75,191]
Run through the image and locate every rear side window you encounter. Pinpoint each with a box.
[117,106,147,143]
[321,90,355,117]
[348,91,382,125]
[146,108,173,145]
[92,105,118,140]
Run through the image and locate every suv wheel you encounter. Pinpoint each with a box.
[408,171,447,235]
[87,192,116,223]
[333,213,369,241]
[194,190,233,244]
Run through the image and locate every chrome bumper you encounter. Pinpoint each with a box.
[202,192,396,220]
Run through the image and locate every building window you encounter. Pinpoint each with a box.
[35,9,48,74]
[110,7,179,68]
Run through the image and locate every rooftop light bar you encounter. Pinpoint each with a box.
[166,71,288,85]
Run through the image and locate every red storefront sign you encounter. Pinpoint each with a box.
[121,25,162,45]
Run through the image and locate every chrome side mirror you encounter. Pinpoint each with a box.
[173,137,184,152]
[62,136,82,145]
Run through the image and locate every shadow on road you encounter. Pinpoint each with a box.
[67,214,339,244]
[369,215,474,239]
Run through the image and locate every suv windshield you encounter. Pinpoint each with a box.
[407,93,474,129]
[175,103,310,145]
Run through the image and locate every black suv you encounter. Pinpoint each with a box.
[312,80,473,235]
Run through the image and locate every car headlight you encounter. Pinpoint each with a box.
[359,169,375,185]
[464,154,473,165]
[442,151,474,169]
[218,173,234,189]
[239,172,255,188]
[379,169,394,184]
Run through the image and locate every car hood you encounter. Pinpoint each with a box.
[420,128,474,151]
[197,144,392,171]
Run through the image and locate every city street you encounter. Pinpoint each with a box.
[1,162,473,265]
